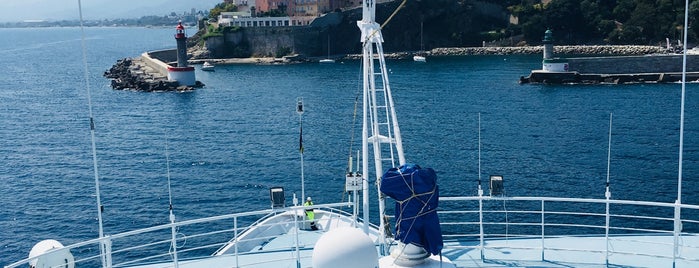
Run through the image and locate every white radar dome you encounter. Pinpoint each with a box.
[312,227,378,268]
[28,239,75,268]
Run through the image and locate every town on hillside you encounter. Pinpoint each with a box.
[212,0,394,27]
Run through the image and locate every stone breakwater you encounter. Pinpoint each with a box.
[104,57,203,92]
[428,45,667,56]
[342,45,668,60]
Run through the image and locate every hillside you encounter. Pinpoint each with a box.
[190,0,698,58]
[191,0,511,58]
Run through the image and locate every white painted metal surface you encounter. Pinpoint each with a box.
[8,1,699,268]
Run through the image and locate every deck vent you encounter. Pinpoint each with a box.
[270,187,285,208]
[489,175,504,196]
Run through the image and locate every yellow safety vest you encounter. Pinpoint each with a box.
[304,201,315,220]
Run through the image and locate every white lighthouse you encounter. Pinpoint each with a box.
[167,21,196,86]
[541,29,569,72]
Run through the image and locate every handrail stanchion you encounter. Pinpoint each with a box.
[234,217,239,267]
[605,192,610,266]
[673,200,681,268]
[477,112,484,261]
[104,237,113,268]
[540,200,545,261]
[295,206,301,268]
[478,190,484,261]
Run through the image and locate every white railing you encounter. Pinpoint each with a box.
[4,202,356,268]
[438,196,699,265]
[9,197,699,267]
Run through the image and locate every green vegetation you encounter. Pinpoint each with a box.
[506,0,695,45]
[202,24,241,40]
[209,2,239,19]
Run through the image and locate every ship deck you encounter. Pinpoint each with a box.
[128,233,699,268]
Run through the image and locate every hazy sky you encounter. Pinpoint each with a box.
[0,0,222,22]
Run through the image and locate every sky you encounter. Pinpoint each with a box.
[0,0,223,22]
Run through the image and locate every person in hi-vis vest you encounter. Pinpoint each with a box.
[304,197,319,230]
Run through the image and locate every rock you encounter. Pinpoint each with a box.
[104,57,203,92]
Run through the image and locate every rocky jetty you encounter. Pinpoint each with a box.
[104,57,203,92]
[429,45,667,56]
[341,45,668,60]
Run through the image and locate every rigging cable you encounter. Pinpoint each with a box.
[362,0,408,46]
[341,61,365,206]
[77,0,107,267]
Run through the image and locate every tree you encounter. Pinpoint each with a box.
[543,0,584,44]
[209,3,238,19]
[689,0,699,43]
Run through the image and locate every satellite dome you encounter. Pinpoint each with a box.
[312,227,377,268]
[28,239,74,268]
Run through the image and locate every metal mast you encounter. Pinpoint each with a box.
[358,0,405,255]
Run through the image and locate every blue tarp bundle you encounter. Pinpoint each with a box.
[380,164,443,255]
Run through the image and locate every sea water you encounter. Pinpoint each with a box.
[1,27,699,265]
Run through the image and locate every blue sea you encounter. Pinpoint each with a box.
[2,27,699,265]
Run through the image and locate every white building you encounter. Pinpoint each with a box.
[219,11,295,27]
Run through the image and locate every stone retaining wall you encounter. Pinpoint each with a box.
[147,49,178,64]
[429,45,667,56]
[568,54,699,74]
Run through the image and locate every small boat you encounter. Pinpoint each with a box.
[687,47,699,55]
[413,18,427,62]
[319,34,335,63]
[201,61,215,71]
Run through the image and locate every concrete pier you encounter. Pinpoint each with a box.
[520,29,699,85]
[521,70,699,84]
[520,54,699,84]
[104,55,203,92]
[104,49,203,92]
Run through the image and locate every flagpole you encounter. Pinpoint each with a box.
[297,98,305,201]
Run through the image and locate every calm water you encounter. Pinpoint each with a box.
[2,27,699,265]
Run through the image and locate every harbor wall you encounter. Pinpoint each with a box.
[203,27,323,58]
[142,50,174,77]
[567,54,699,74]
[146,49,178,64]
[429,45,666,56]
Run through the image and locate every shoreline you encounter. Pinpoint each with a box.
[188,45,669,65]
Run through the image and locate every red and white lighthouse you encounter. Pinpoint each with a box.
[167,21,196,86]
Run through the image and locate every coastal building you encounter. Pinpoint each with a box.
[229,0,255,13]
[255,0,295,15]
[219,0,396,27]
[219,11,293,27]
[294,0,331,16]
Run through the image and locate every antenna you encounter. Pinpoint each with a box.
[165,139,180,268]
[605,113,613,197]
[478,113,482,193]
[674,1,689,264]
[604,112,612,266]
[297,97,305,201]
[477,113,484,260]
[78,0,107,266]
